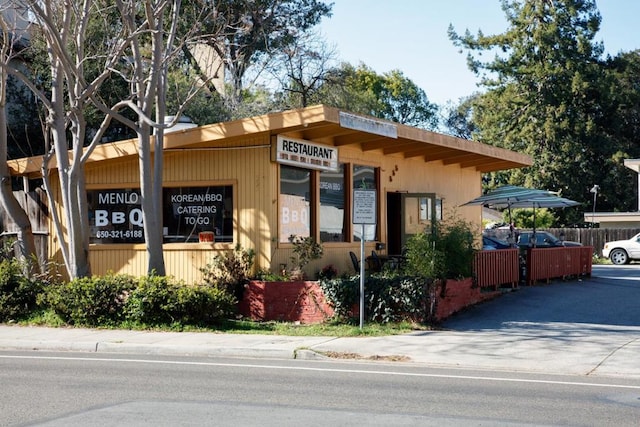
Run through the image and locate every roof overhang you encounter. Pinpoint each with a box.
[9,105,532,177]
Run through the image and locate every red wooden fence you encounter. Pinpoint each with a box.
[473,249,519,290]
[525,246,593,286]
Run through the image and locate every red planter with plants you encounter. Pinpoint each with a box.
[238,280,334,323]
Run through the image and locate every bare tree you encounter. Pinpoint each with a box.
[187,0,332,113]
[0,6,38,271]
[3,0,223,279]
[114,0,218,275]
[269,30,337,108]
[7,0,132,279]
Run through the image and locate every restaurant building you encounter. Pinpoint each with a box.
[10,105,531,282]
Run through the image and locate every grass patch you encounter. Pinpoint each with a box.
[14,309,429,337]
[592,256,611,265]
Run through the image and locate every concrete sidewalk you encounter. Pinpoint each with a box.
[1,322,639,378]
[1,265,639,378]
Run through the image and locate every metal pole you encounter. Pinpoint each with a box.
[359,223,365,330]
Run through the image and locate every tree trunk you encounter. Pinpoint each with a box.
[138,126,166,276]
[0,47,38,272]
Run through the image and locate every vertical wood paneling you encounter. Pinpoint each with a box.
[82,135,276,282]
[51,133,488,283]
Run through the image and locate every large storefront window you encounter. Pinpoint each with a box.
[319,164,346,242]
[88,185,233,244]
[353,165,377,241]
[279,165,311,242]
[163,186,233,243]
[278,162,380,244]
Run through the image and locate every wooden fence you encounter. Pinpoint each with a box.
[0,188,49,267]
[525,246,593,286]
[550,228,640,257]
[473,249,519,290]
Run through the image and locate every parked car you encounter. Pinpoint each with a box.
[482,235,512,250]
[602,232,640,265]
[516,230,582,249]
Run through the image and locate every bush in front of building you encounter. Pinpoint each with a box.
[42,274,237,328]
[200,243,255,300]
[43,273,137,326]
[0,258,44,322]
[319,274,431,324]
[403,216,476,283]
[124,275,236,326]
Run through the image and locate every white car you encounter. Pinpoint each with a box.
[602,233,640,265]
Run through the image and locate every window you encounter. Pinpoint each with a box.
[88,185,233,244]
[88,189,144,244]
[278,163,380,244]
[279,165,311,242]
[319,164,346,242]
[163,186,233,243]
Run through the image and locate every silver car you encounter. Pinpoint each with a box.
[602,232,640,265]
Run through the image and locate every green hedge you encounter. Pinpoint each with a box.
[0,259,43,322]
[42,273,236,327]
[319,274,432,323]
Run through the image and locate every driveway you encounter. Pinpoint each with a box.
[442,264,640,330]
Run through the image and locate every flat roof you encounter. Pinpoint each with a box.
[9,105,532,177]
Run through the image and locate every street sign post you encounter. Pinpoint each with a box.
[353,189,376,329]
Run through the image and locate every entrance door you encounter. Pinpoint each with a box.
[386,192,438,255]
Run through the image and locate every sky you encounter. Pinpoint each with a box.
[318,0,639,106]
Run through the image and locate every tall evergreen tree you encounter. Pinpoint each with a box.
[449,0,616,224]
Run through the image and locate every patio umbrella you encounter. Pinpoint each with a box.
[461,185,556,208]
[461,185,556,227]
[493,195,581,236]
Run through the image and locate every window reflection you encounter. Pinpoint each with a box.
[279,166,311,242]
[320,164,346,242]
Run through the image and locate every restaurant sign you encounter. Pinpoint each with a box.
[275,135,338,172]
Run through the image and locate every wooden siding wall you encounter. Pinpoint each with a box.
[48,137,485,282]
[270,145,483,278]
[46,135,275,284]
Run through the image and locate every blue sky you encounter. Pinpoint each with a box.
[318,0,639,106]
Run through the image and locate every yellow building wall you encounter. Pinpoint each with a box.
[269,146,483,278]
[48,137,483,283]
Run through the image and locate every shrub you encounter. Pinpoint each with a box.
[123,275,180,325]
[124,275,236,326]
[200,244,255,300]
[319,274,431,323]
[0,259,43,322]
[175,285,236,325]
[288,235,323,280]
[43,274,136,326]
[253,268,288,282]
[403,216,477,281]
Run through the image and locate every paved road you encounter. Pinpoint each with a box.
[2,352,639,426]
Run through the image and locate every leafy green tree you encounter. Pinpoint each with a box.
[449,0,618,225]
[594,50,640,212]
[316,63,439,129]
[441,97,477,139]
[506,208,555,229]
